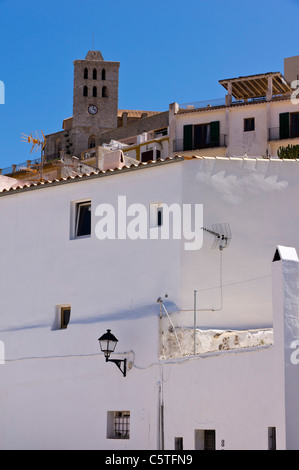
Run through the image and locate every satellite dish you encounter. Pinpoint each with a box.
[202,223,232,250]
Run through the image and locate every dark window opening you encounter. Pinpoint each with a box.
[174,437,183,450]
[93,68,97,80]
[291,112,299,138]
[102,86,108,98]
[204,430,216,450]
[83,85,88,97]
[76,201,91,238]
[194,123,209,148]
[55,139,61,158]
[279,112,290,139]
[84,68,88,79]
[157,207,163,227]
[244,117,255,132]
[268,427,276,450]
[155,128,168,137]
[61,307,71,329]
[141,149,154,162]
[88,137,96,149]
[93,86,97,97]
[183,121,220,151]
[195,429,216,450]
[102,69,106,80]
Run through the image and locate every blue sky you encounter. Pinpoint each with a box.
[0,0,298,169]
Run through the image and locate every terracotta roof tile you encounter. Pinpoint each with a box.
[0,156,184,197]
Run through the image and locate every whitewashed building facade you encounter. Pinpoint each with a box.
[169,56,299,160]
[1,156,299,449]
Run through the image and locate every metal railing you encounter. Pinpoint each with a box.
[179,96,268,111]
[268,127,299,141]
[0,156,60,176]
[0,157,43,175]
[179,98,226,110]
[173,134,227,153]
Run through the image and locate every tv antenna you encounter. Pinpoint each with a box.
[21,130,46,154]
[202,223,232,250]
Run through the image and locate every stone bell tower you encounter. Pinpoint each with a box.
[72,50,120,151]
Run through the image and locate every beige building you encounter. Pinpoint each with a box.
[169,55,299,159]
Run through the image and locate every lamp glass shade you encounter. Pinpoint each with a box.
[98,329,118,358]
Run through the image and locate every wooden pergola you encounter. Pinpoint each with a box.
[219,72,291,100]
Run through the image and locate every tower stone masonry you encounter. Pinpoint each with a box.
[43,49,168,161]
[73,50,120,131]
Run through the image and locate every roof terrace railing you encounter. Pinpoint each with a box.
[0,157,43,175]
[179,96,269,111]
[179,98,226,110]
[0,156,61,176]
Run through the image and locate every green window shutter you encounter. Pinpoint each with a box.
[210,121,220,146]
[183,125,193,151]
[279,113,290,139]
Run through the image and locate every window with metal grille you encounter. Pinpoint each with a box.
[195,429,216,450]
[204,430,216,450]
[107,411,130,439]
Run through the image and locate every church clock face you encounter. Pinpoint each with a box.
[88,105,98,115]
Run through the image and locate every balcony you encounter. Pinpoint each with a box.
[268,127,299,141]
[173,134,227,153]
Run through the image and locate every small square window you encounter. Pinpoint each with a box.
[157,207,163,226]
[53,305,71,331]
[150,203,163,228]
[60,307,71,329]
[107,411,130,439]
[75,201,91,238]
[244,117,255,132]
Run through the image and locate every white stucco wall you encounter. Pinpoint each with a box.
[227,103,268,157]
[176,157,299,331]
[1,157,299,449]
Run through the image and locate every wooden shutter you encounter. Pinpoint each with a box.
[210,121,220,146]
[183,125,193,151]
[279,112,290,139]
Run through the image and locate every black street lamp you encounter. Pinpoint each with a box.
[98,329,127,377]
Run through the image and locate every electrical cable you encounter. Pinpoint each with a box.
[181,248,223,313]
